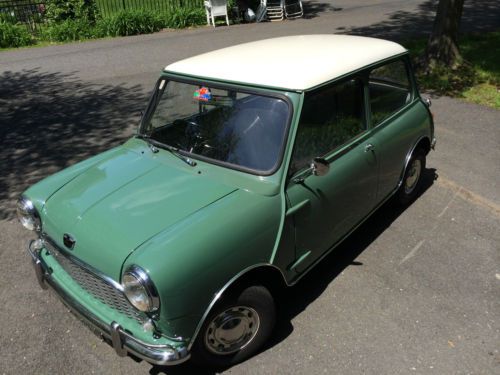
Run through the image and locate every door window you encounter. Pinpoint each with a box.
[290,78,366,174]
[369,59,412,125]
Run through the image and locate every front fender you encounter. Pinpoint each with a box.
[125,189,282,340]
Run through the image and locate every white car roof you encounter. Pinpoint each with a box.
[165,35,407,91]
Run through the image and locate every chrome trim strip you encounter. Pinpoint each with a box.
[27,241,190,366]
[187,263,287,351]
[42,233,124,292]
[397,135,429,189]
[123,265,161,312]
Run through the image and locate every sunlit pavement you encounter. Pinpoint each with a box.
[1,1,499,374]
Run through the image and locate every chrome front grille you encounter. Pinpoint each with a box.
[43,236,144,324]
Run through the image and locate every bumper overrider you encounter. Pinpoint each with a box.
[26,239,190,366]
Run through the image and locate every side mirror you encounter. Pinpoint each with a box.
[311,157,329,176]
[424,97,432,107]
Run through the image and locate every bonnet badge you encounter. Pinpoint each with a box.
[63,233,76,250]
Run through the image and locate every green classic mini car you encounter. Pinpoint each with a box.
[19,35,435,367]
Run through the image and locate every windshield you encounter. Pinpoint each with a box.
[140,79,290,173]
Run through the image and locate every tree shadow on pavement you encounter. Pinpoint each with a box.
[335,0,500,41]
[265,168,438,355]
[0,69,148,220]
[151,168,437,374]
[303,1,343,19]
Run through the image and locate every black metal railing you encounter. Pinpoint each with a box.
[0,0,203,34]
[0,1,46,33]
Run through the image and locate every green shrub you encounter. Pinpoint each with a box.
[161,8,206,29]
[12,5,206,46]
[0,21,33,48]
[95,8,206,37]
[41,19,94,42]
[0,12,17,24]
[45,0,99,23]
[96,9,163,36]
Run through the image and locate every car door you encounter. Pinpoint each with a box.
[285,77,378,274]
[367,57,423,200]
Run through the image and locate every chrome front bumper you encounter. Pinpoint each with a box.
[27,240,190,366]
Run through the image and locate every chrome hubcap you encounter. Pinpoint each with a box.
[405,159,422,194]
[205,306,260,355]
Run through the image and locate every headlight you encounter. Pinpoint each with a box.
[16,196,41,231]
[122,265,160,312]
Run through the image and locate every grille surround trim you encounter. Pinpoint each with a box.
[42,234,145,324]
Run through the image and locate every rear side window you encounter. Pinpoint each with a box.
[369,59,412,125]
[290,78,365,174]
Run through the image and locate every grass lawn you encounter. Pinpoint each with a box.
[404,31,500,109]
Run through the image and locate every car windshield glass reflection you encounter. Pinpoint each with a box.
[141,80,289,173]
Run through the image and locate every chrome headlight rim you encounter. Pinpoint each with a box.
[16,196,41,232]
[122,265,160,313]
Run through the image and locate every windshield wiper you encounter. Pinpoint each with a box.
[136,133,158,153]
[136,134,197,167]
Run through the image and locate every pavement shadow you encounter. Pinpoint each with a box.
[266,167,438,351]
[150,168,437,374]
[303,0,343,19]
[336,0,500,41]
[149,362,216,375]
[0,69,147,220]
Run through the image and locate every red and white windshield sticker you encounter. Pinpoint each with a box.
[193,87,212,102]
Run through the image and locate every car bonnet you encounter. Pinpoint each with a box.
[41,144,237,280]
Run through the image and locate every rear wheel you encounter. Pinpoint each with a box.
[192,285,276,368]
[398,148,426,205]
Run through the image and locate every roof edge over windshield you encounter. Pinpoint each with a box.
[163,71,303,93]
[140,73,295,177]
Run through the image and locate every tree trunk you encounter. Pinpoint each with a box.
[423,0,465,70]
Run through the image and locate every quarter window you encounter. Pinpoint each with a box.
[290,78,366,174]
[369,59,412,125]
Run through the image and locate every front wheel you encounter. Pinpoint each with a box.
[192,285,276,368]
[398,148,426,205]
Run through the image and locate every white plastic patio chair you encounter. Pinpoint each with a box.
[204,0,230,27]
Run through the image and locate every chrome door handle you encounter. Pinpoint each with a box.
[365,143,375,152]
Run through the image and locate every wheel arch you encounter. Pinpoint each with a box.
[398,135,431,188]
[187,263,288,350]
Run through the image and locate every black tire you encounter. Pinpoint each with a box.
[398,148,426,205]
[191,285,276,369]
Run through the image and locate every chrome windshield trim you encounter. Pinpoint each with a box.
[139,75,294,177]
[27,241,190,366]
[41,233,124,292]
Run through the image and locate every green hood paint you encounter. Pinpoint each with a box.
[42,144,237,280]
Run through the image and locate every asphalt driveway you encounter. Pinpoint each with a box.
[1,1,499,374]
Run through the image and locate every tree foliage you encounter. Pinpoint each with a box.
[44,0,99,24]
